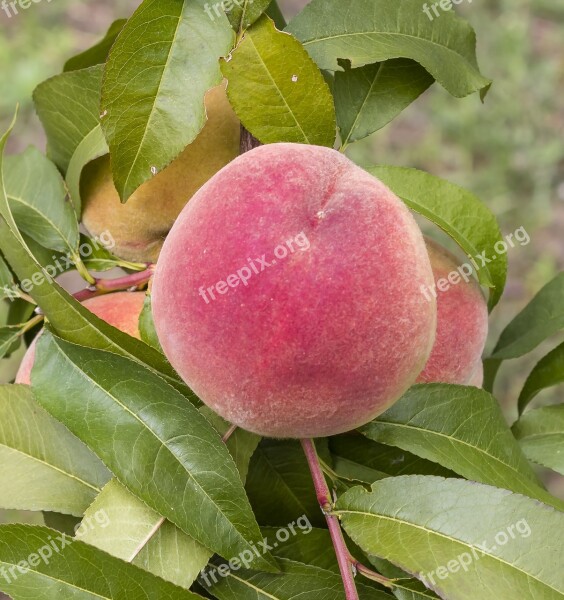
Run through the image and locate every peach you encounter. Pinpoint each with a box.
[468,362,484,388]
[15,291,145,385]
[152,143,437,438]
[81,84,240,263]
[416,238,488,385]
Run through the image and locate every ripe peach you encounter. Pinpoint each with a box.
[417,238,488,385]
[81,84,240,263]
[152,143,437,438]
[15,291,145,385]
[468,362,484,388]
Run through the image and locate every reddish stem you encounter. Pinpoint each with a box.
[73,266,154,302]
[301,439,359,600]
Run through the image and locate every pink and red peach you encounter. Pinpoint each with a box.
[417,238,488,385]
[16,291,146,385]
[152,143,437,438]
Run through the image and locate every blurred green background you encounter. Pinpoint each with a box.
[0,0,563,498]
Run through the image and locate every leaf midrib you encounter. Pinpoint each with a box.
[302,30,478,72]
[52,342,260,561]
[366,418,535,487]
[120,11,183,196]
[342,63,383,147]
[0,442,100,493]
[339,509,561,594]
[247,29,310,143]
[7,193,75,252]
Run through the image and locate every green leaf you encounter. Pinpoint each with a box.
[32,332,278,573]
[139,294,164,352]
[338,476,564,600]
[329,434,455,485]
[78,234,144,273]
[260,526,340,573]
[0,253,15,290]
[78,479,211,590]
[286,0,491,99]
[491,273,564,359]
[0,326,23,360]
[519,342,564,412]
[64,19,127,72]
[0,524,204,599]
[4,147,79,254]
[201,557,386,600]
[368,557,440,600]
[245,439,328,527]
[101,0,234,201]
[512,405,564,476]
[0,384,110,515]
[65,125,109,215]
[366,165,506,309]
[77,418,257,589]
[264,525,436,600]
[360,384,564,510]
[226,0,272,32]
[221,15,336,146]
[199,407,261,484]
[0,117,190,395]
[264,0,286,29]
[336,60,433,148]
[33,65,103,173]
[42,512,81,536]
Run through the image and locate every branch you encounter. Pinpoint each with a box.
[301,439,360,600]
[73,265,155,302]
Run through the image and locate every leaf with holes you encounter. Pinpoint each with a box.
[287,0,491,99]
[222,15,336,146]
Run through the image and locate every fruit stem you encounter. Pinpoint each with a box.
[301,439,360,600]
[73,265,155,302]
[222,423,238,443]
[72,253,96,285]
[347,558,397,589]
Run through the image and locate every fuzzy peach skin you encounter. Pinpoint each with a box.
[417,238,489,385]
[81,84,240,263]
[152,144,437,438]
[468,361,484,388]
[15,291,146,385]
